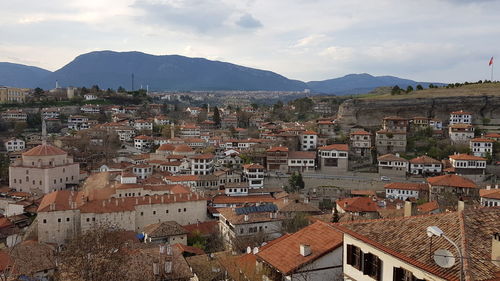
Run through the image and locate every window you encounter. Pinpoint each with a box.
[347,245,382,281]
[66,218,70,222]
[58,218,61,223]
[393,267,424,281]
[141,212,144,216]
[153,211,156,215]
[184,208,187,212]
[86,218,90,222]
[166,210,169,213]
[43,219,47,223]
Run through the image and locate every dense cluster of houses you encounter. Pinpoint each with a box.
[0,97,498,281]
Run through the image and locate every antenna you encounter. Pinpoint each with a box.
[433,249,456,268]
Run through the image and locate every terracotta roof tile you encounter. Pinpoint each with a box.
[449,153,486,161]
[256,221,342,275]
[318,144,349,151]
[427,174,478,189]
[336,197,378,212]
[384,182,428,191]
[409,155,441,165]
[22,144,67,157]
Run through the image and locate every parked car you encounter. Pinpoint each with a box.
[380,176,391,181]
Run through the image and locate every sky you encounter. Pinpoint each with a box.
[1,0,499,83]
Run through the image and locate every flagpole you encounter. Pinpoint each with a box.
[492,60,494,82]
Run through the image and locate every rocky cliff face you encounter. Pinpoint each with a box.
[337,95,500,128]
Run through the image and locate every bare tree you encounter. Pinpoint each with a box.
[56,225,129,281]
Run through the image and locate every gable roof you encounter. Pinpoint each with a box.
[427,174,478,189]
[336,197,378,212]
[143,221,188,238]
[449,153,486,161]
[256,221,342,275]
[318,144,349,151]
[384,182,428,191]
[409,155,441,165]
[377,153,408,162]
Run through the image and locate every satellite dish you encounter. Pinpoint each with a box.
[433,249,455,268]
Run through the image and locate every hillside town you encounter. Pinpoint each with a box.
[0,84,498,281]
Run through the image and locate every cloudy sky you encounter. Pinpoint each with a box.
[1,0,499,83]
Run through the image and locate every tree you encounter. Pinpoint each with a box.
[416,84,423,90]
[391,85,401,95]
[406,86,414,93]
[213,106,221,128]
[286,172,305,193]
[57,225,129,281]
[117,86,126,93]
[283,212,309,233]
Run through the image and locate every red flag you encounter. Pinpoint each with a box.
[489,56,494,66]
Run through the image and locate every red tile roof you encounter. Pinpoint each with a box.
[318,144,349,151]
[417,201,439,213]
[470,138,495,143]
[350,130,371,135]
[182,221,218,237]
[287,151,316,159]
[242,163,264,169]
[450,110,472,114]
[377,153,408,162]
[256,221,342,275]
[336,197,378,212]
[267,146,289,152]
[479,188,500,199]
[157,144,176,151]
[212,195,275,205]
[427,174,478,189]
[409,155,441,165]
[449,154,486,161]
[384,182,428,191]
[22,144,67,157]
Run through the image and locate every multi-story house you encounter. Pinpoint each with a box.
[0,87,30,103]
[375,130,407,154]
[470,138,494,157]
[255,221,343,281]
[80,104,100,114]
[382,116,409,132]
[242,163,265,189]
[221,115,238,129]
[190,154,214,175]
[1,110,27,122]
[377,153,408,177]
[479,185,500,207]
[449,110,472,125]
[266,146,289,172]
[67,115,92,131]
[318,144,348,173]
[41,108,61,120]
[288,151,316,173]
[385,182,429,201]
[9,143,80,195]
[449,124,475,144]
[299,130,318,151]
[4,138,25,152]
[134,119,153,131]
[218,204,284,250]
[428,174,479,202]
[409,155,442,175]
[448,153,487,175]
[37,190,207,245]
[350,130,372,157]
[317,120,336,138]
[334,208,499,281]
[154,115,171,126]
[179,124,201,138]
[134,135,154,151]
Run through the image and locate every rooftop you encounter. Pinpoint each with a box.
[427,174,478,189]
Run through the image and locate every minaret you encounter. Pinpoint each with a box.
[170,123,175,139]
[42,119,47,145]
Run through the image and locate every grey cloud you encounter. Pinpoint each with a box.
[132,0,235,33]
[236,13,262,29]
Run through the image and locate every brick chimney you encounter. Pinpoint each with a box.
[404,200,417,217]
[300,244,311,257]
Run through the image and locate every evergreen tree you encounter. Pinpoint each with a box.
[213,106,221,128]
[286,172,305,193]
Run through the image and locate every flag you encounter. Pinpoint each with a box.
[489,56,494,66]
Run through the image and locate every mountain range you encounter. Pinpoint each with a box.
[0,51,444,95]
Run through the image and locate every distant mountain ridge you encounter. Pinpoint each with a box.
[306,73,445,95]
[0,51,444,94]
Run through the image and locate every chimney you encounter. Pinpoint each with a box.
[487,185,491,190]
[244,214,249,222]
[496,184,499,189]
[300,244,311,257]
[395,153,400,158]
[492,233,500,267]
[115,200,118,206]
[102,201,105,207]
[161,196,164,203]
[135,198,138,204]
[457,198,465,212]
[404,200,417,217]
